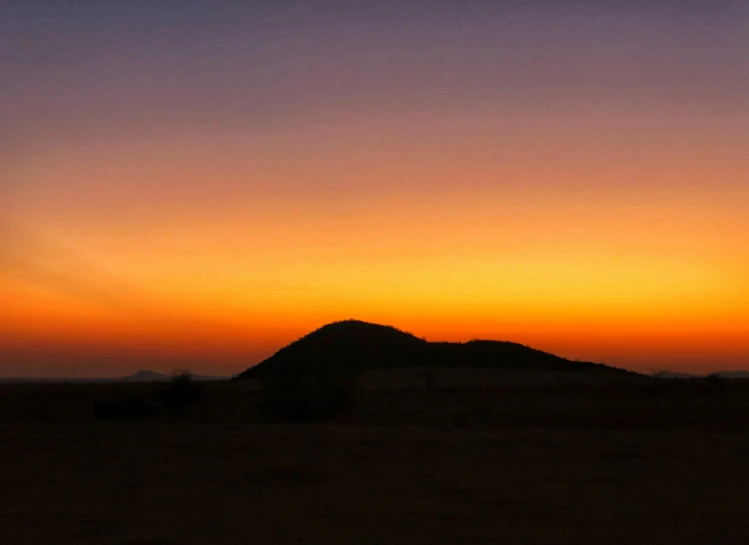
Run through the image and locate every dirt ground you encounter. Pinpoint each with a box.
[2,419,749,544]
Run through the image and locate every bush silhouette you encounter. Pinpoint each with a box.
[156,371,204,417]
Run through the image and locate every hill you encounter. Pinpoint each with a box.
[236,320,636,387]
[121,370,171,382]
[0,370,227,384]
[651,370,749,380]
[652,371,698,379]
[713,371,749,379]
[119,370,227,382]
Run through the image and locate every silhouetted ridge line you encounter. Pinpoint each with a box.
[236,320,635,386]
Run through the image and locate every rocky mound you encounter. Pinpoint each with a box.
[236,320,636,387]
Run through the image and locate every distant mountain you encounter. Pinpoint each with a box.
[652,371,698,379]
[713,371,749,379]
[121,370,171,382]
[652,370,749,380]
[0,370,227,384]
[236,319,637,386]
[121,370,226,382]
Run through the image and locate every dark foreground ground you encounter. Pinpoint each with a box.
[2,381,749,544]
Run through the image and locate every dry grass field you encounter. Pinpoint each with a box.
[2,381,749,544]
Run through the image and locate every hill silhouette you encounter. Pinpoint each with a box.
[121,370,226,382]
[0,371,227,384]
[236,320,636,387]
[121,370,171,382]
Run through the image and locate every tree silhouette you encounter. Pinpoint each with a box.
[159,370,203,417]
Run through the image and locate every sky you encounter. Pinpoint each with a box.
[1,1,748,376]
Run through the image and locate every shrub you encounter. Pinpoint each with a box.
[156,370,204,417]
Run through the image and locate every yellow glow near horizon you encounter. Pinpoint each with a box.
[3,5,748,376]
[2,131,747,375]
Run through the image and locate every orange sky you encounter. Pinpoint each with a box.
[2,3,748,376]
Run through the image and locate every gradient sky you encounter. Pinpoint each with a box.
[2,1,748,376]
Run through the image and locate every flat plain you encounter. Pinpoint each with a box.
[2,382,749,544]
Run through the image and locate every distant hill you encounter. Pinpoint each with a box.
[711,371,749,379]
[652,371,698,379]
[652,371,749,380]
[120,370,227,382]
[0,370,227,384]
[121,370,171,382]
[236,320,637,387]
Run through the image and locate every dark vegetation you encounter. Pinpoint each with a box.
[155,370,205,417]
[1,320,746,427]
[91,371,204,419]
[3,373,749,429]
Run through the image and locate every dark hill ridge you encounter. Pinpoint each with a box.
[236,320,636,386]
